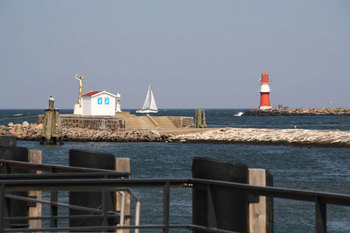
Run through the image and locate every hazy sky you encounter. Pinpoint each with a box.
[1,0,349,109]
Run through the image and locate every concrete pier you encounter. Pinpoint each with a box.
[37,112,194,131]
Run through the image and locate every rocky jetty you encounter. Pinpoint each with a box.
[0,121,171,142]
[171,128,350,148]
[3,121,350,147]
[0,122,43,139]
[243,108,350,116]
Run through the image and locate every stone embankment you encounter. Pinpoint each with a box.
[2,121,350,147]
[0,122,171,142]
[171,128,350,148]
[244,108,350,116]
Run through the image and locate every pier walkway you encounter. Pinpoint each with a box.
[116,112,177,130]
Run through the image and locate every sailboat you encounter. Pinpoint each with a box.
[136,85,159,113]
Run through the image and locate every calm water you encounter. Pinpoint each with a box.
[1,109,350,232]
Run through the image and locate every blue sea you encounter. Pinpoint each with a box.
[1,109,350,232]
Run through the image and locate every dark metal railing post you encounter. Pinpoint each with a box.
[101,191,108,233]
[163,182,170,233]
[50,168,58,228]
[0,184,5,232]
[101,174,108,232]
[316,196,327,233]
[50,191,58,228]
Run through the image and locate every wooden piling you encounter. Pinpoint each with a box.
[195,109,207,128]
[40,97,63,145]
[248,168,273,233]
[28,150,42,229]
[195,110,200,128]
[115,158,130,233]
[201,110,207,128]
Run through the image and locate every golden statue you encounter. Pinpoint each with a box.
[75,74,84,106]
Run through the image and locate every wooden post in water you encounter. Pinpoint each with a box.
[28,150,42,229]
[40,96,63,145]
[195,110,207,128]
[248,168,274,233]
[195,110,200,128]
[201,109,207,128]
[115,158,130,233]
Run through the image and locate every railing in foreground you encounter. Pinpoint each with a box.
[1,178,350,232]
[0,160,350,232]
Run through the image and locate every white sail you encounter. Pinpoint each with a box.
[141,85,151,110]
[149,89,158,111]
[137,85,158,113]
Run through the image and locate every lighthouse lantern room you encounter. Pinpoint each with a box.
[259,72,272,110]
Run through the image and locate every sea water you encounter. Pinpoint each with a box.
[1,109,350,232]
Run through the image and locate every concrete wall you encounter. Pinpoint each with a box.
[82,98,91,115]
[38,114,193,130]
[168,116,194,128]
[60,115,124,131]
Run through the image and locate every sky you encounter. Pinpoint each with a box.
[0,0,349,109]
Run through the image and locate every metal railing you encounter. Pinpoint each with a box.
[0,160,350,232]
[0,159,131,176]
[0,159,139,232]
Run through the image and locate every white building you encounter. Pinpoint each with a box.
[81,91,117,116]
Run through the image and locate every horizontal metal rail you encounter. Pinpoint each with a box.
[3,224,241,233]
[1,178,349,206]
[4,214,131,221]
[5,194,117,215]
[0,172,129,180]
[0,159,130,177]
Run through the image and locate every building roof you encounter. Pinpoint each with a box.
[82,91,101,97]
[82,90,117,98]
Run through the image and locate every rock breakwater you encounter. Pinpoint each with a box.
[244,108,350,116]
[171,128,350,148]
[0,121,170,142]
[3,121,350,147]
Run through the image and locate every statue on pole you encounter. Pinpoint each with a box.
[75,74,84,106]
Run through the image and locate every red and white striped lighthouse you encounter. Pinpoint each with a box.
[259,72,272,110]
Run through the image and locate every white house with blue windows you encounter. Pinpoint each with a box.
[81,91,117,116]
